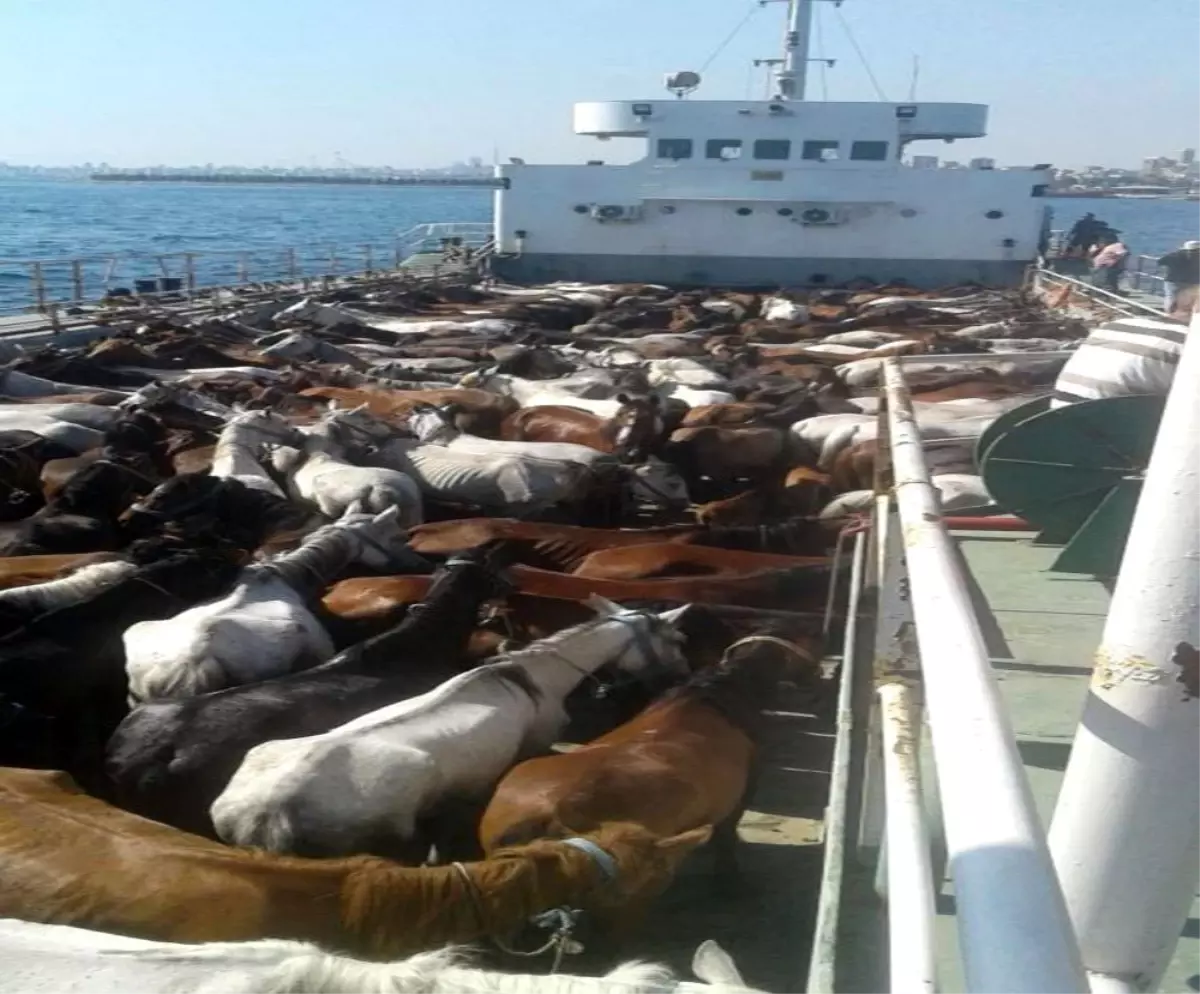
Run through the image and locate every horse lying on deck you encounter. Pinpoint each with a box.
[0,768,709,956]
[0,919,761,994]
[108,547,511,837]
[209,600,693,859]
[480,630,820,891]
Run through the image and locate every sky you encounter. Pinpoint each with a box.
[1,0,1196,170]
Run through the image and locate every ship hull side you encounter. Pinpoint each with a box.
[491,253,1030,289]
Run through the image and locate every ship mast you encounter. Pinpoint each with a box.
[775,0,813,100]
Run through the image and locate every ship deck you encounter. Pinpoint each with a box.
[929,529,1199,994]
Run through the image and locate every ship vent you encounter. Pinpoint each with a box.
[590,204,644,222]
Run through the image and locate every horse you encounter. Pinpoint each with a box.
[209,600,694,859]
[107,546,512,837]
[0,920,760,994]
[479,630,818,896]
[271,409,424,525]
[123,507,418,703]
[569,543,829,581]
[0,548,242,790]
[406,516,838,566]
[500,394,664,458]
[0,768,710,957]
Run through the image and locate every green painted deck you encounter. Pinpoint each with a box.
[932,530,1199,993]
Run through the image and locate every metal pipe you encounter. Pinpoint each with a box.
[942,515,1033,531]
[806,530,867,993]
[1048,314,1200,993]
[878,681,938,994]
[882,357,1088,993]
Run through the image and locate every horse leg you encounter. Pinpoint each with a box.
[712,765,762,895]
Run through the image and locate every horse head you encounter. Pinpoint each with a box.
[582,598,692,678]
[403,404,459,445]
[622,456,691,511]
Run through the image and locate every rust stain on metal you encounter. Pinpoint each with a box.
[1092,647,1169,691]
[1172,641,1199,701]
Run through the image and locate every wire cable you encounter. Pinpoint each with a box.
[698,2,761,73]
[834,5,888,101]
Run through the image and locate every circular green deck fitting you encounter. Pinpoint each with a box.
[974,395,1051,468]
[980,395,1164,546]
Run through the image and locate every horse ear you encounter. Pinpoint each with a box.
[692,940,747,987]
[616,392,631,404]
[326,399,341,412]
[647,393,661,407]
[372,505,401,527]
[584,594,625,617]
[657,604,692,626]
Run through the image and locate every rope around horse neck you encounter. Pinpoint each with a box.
[449,861,579,973]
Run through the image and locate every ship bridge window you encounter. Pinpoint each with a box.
[706,139,743,160]
[753,139,791,160]
[802,140,840,161]
[850,141,890,161]
[656,139,693,160]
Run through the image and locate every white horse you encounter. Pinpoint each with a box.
[210,599,693,857]
[0,919,759,994]
[402,406,691,512]
[124,507,413,703]
[279,410,424,525]
[209,409,302,498]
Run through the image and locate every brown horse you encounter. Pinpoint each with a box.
[500,394,664,457]
[299,386,517,437]
[479,631,820,889]
[0,768,709,955]
[570,543,828,581]
[407,517,838,565]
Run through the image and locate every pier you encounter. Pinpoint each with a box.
[91,172,506,188]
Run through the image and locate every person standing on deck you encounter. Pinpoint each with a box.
[1067,213,1103,255]
[1156,240,1200,318]
[1090,233,1130,293]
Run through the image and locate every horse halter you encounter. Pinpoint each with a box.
[719,634,814,669]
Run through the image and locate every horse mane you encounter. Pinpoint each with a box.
[258,946,685,994]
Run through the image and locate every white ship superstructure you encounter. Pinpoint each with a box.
[491,0,1051,288]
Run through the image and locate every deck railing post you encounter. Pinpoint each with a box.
[1048,313,1200,994]
[31,262,46,312]
[184,253,197,296]
[363,244,373,276]
[71,260,84,303]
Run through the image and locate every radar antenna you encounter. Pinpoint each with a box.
[664,70,701,99]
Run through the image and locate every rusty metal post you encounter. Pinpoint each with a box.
[31,262,46,312]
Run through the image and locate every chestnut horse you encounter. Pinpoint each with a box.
[479,630,820,889]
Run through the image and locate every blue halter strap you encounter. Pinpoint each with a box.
[560,837,619,883]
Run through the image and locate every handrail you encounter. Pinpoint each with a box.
[880,357,1088,993]
[0,221,494,318]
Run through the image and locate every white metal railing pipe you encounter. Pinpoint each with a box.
[806,529,868,994]
[877,680,938,994]
[881,357,1088,993]
[1048,313,1200,993]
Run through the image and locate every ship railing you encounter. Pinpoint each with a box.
[0,223,495,321]
[808,352,1088,993]
[1043,229,1167,310]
